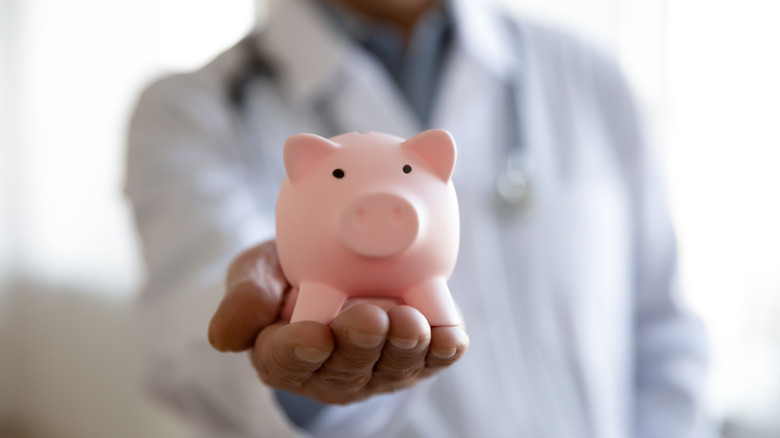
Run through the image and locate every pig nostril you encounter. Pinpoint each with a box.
[392,207,403,225]
[355,208,365,226]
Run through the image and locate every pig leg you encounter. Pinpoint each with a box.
[290,282,348,325]
[402,277,460,327]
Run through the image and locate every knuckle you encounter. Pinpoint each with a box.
[254,349,311,389]
[319,368,372,390]
[254,359,277,385]
[375,365,423,383]
[258,363,306,389]
[381,350,424,368]
[270,345,312,372]
[374,351,426,382]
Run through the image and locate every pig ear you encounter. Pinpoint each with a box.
[401,129,456,182]
[283,133,339,183]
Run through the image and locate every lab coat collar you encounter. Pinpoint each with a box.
[449,0,515,82]
[260,0,351,106]
[259,0,515,114]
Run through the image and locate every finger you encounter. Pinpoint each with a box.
[252,321,334,390]
[342,296,402,312]
[421,326,469,378]
[209,241,289,352]
[312,304,389,399]
[370,306,431,392]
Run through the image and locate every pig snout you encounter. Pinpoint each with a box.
[339,193,419,258]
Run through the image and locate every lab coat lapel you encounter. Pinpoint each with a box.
[324,54,421,138]
[430,0,515,176]
[260,0,419,139]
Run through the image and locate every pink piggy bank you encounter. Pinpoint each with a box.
[275,129,460,326]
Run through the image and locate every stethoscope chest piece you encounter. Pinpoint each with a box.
[495,147,535,214]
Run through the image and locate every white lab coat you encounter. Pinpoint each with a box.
[125,0,710,437]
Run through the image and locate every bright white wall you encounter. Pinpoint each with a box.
[666,0,780,430]
[0,0,18,288]
[1,2,255,436]
[500,0,668,115]
[4,0,254,296]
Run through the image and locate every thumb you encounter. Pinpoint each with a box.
[208,240,289,352]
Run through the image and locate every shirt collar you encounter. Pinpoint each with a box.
[315,0,450,50]
[259,0,515,107]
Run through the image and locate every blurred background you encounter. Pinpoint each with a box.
[1,0,778,437]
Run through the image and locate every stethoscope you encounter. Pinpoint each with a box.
[495,47,535,214]
[229,28,535,214]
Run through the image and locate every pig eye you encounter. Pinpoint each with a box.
[403,164,412,174]
[332,168,345,179]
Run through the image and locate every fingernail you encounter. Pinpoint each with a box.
[347,330,385,349]
[293,347,329,363]
[388,336,419,350]
[431,348,457,359]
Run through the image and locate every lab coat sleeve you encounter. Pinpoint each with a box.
[126,74,306,437]
[126,72,425,438]
[595,61,712,437]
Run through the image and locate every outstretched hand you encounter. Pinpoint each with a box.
[208,240,469,404]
